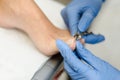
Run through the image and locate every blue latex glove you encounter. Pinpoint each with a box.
[56,40,120,80]
[61,0,105,34]
[61,0,105,44]
[82,33,105,44]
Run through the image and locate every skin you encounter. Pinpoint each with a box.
[0,0,84,56]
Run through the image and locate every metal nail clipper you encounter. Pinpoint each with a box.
[74,31,93,40]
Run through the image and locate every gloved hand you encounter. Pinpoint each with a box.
[61,0,105,44]
[61,0,105,34]
[56,40,120,80]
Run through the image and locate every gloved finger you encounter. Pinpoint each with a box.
[82,34,105,44]
[78,9,95,32]
[56,39,90,73]
[67,9,82,36]
[61,8,69,27]
[76,41,103,69]
[61,8,78,36]
[64,61,75,74]
[64,61,79,78]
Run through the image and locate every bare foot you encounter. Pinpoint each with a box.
[0,0,84,56]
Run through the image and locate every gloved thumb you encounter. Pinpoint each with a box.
[82,34,105,44]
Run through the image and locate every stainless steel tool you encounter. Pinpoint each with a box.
[74,31,93,40]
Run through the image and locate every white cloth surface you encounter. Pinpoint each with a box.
[0,0,120,80]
